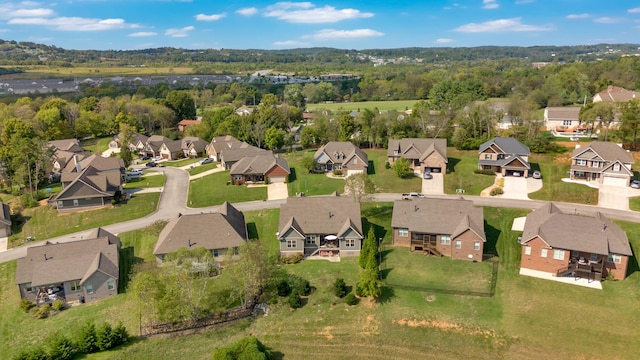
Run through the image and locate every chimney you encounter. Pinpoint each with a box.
[43,253,48,261]
[73,154,82,172]
[329,212,333,218]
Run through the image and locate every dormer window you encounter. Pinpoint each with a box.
[613,163,621,172]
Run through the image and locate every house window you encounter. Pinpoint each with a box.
[524,246,531,255]
[473,242,481,251]
[608,254,622,264]
[73,199,79,206]
[590,253,597,261]
[233,247,239,255]
[306,235,316,244]
[398,228,408,237]
[334,164,342,170]
[70,280,81,291]
[540,248,548,258]
[455,240,462,249]
[484,154,491,160]
[613,163,621,171]
[85,284,94,294]
[353,158,357,164]
[571,250,579,258]
[345,239,356,248]
[576,159,586,166]
[107,281,115,291]
[553,249,565,260]
[57,201,63,208]
[440,235,451,245]
[25,283,33,293]
[286,239,296,248]
[563,120,572,126]
[591,161,599,168]
[213,249,219,257]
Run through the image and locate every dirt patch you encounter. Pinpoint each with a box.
[394,318,499,340]
[359,314,379,336]
[319,326,333,340]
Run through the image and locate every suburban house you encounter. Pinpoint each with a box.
[158,139,183,160]
[519,203,632,282]
[569,141,633,186]
[48,139,90,173]
[592,85,637,103]
[142,135,172,158]
[205,135,243,161]
[0,202,11,237]
[54,155,125,211]
[277,194,363,258]
[387,138,448,174]
[313,141,368,176]
[230,153,290,184]
[391,198,486,262]
[219,144,268,170]
[181,136,208,158]
[15,228,120,304]
[544,107,584,133]
[235,106,255,116]
[478,137,531,177]
[48,139,84,154]
[177,119,202,132]
[110,133,149,152]
[153,202,248,262]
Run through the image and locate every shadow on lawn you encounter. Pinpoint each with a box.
[447,157,461,173]
[247,222,258,239]
[483,221,500,257]
[626,245,640,278]
[119,247,144,293]
[288,167,298,183]
[367,160,375,175]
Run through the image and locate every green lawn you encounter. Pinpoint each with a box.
[188,162,220,176]
[188,171,267,207]
[281,150,345,196]
[244,208,280,256]
[163,158,201,167]
[444,148,496,195]
[123,175,166,189]
[528,153,599,204]
[630,197,640,211]
[9,193,160,247]
[306,100,418,112]
[365,149,421,193]
[81,137,113,154]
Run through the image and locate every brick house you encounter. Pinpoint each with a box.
[230,153,290,184]
[569,141,633,187]
[391,197,486,262]
[478,137,530,177]
[387,138,447,175]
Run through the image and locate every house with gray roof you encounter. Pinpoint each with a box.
[478,137,530,177]
[181,136,208,158]
[391,198,486,261]
[387,138,448,175]
[159,139,183,160]
[313,141,368,177]
[153,202,248,261]
[142,135,171,158]
[15,228,120,304]
[569,141,633,187]
[205,135,243,161]
[219,143,268,170]
[592,85,637,103]
[278,194,363,259]
[230,153,290,184]
[0,202,11,237]
[519,203,632,283]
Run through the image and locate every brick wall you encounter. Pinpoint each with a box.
[520,237,568,273]
[449,229,483,262]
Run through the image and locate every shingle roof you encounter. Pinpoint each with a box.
[182,137,208,153]
[545,107,581,120]
[230,153,290,176]
[278,195,363,238]
[313,141,368,165]
[48,139,84,153]
[594,86,637,103]
[478,137,530,156]
[387,138,448,162]
[153,202,248,256]
[221,145,269,163]
[55,165,121,201]
[391,198,485,241]
[162,139,183,153]
[521,203,631,256]
[572,141,633,164]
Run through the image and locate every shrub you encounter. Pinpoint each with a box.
[345,293,359,305]
[51,299,65,311]
[212,336,270,360]
[333,278,347,298]
[289,276,311,296]
[30,304,50,319]
[19,298,35,313]
[96,322,113,351]
[264,176,269,185]
[277,280,291,297]
[393,158,413,178]
[76,322,98,354]
[48,332,75,360]
[384,161,391,169]
[332,169,343,176]
[279,253,303,264]
[12,347,48,360]
[111,323,130,347]
[20,194,39,208]
[490,187,504,196]
[473,169,495,175]
[111,199,117,205]
[288,292,302,309]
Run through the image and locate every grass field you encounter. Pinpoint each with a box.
[528,153,599,204]
[188,171,267,207]
[15,66,195,77]
[444,148,496,195]
[9,193,160,247]
[188,162,220,176]
[365,149,422,193]
[306,100,419,112]
[281,150,345,196]
[163,158,201,168]
[123,175,166,189]
[81,137,113,154]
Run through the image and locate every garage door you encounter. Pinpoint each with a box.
[602,176,628,187]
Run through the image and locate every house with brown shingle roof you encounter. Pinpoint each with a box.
[159,139,183,160]
[48,139,84,154]
[519,203,632,283]
[181,136,208,158]
[15,228,120,304]
[313,141,368,177]
[230,153,290,184]
[592,85,637,103]
[143,135,171,158]
[544,107,584,133]
[205,135,244,161]
[153,202,248,262]
[387,138,448,175]
[219,143,268,170]
[277,194,363,259]
[569,141,633,187]
[391,198,486,261]
[177,119,202,132]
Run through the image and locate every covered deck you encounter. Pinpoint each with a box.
[305,234,341,258]
[410,233,442,257]
[35,285,67,305]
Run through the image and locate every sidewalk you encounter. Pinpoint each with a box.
[0,236,7,252]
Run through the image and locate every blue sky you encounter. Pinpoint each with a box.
[0,1,639,50]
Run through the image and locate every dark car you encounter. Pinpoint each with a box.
[145,161,157,167]
[141,155,151,161]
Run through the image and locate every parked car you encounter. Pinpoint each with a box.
[199,157,214,164]
[154,156,162,161]
[127,169,144,176]
[402,192,425,200]
[145,162,157,168]
[423,171,433,180]
[141,155,151,161]
[511,171,521,177]
[631,180,640,189]
[532,171,541,179]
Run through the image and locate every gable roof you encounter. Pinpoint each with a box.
[177,119,201,127]
[545,107,580,121]
[387,138,448,162]
[572,141,633,164]
[153,202,248,256]
[278,195,363,239]
[391,198,485,242]
[230,153,290,176]
[593,86,637,103]
[182,137,208,153]
[55,165,121,201]
[479,137,530,156]
[161,139,183,153]
[48,139,84,153]
[15,235,120,286]
[313,141,368,165]
[220,144,269,163]
[521,203,631,256]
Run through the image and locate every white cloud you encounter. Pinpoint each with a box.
[165,26,195,37]
[9,8,55,17]
[453,18,553,32]
[195,13,226,21]
[264,2,374,23]
[0,3,55,20]
[305,28,383,41]
[237,7,258,16]
[273,40,310,47]
[129,31,157,37]
[566,13,590,19]
[628,7,640,13]
[594,17,623,24]
[435,38,454,44]
[483,0,499,9]
[8,16,137,31]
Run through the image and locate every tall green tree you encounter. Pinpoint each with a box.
[165,90,196,120]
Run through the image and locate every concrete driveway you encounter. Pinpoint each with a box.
[422,173,444,195]
[502,176,529,200]
[268,183,289,200]
[599,185,631,211]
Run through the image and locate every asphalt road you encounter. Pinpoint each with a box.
[1,168,639,264]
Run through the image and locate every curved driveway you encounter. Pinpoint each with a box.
[1,169,639,264]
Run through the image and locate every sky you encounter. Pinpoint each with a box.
[0,1,639,51]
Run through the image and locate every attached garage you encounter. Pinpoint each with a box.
[602,176,629,187]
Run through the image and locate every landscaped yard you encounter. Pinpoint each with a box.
[123,175,166,189]
[9,193,160,247]
[188,171,267,207]
[365,149,422,193]
[528,153,599,204]
[444,148,496,195]
[281,150,345,196]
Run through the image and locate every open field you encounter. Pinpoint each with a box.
[306,100,419,112]
[528,153,599,204]
[365,149,422,193]
[9,66,195,77]
[444,148,496,195]
[188,171,267,207]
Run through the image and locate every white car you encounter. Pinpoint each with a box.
[126,169,143,177]
[199,158,214,164]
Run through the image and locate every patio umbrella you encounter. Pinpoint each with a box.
[324,235,338,240]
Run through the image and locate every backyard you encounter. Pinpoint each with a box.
[365,149,422,193]
[187,171,267,207]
